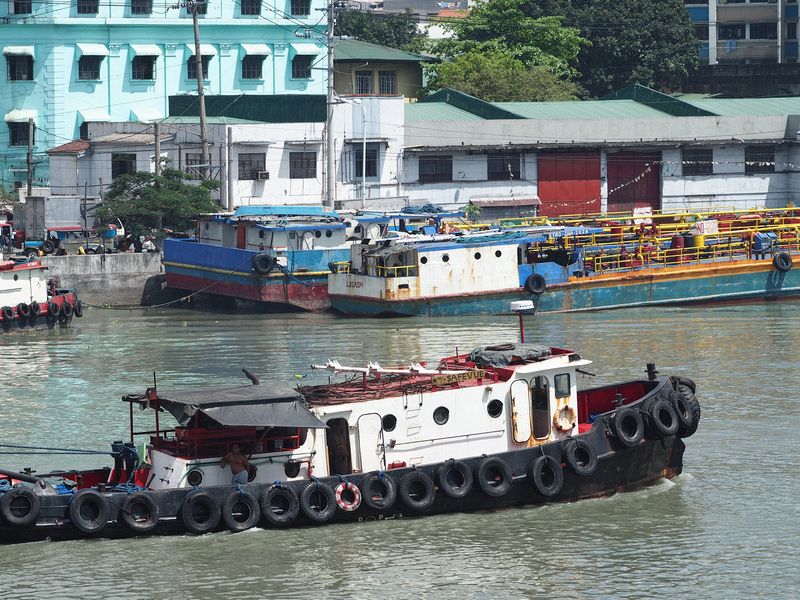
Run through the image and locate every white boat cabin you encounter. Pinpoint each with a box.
[0,261,50,307]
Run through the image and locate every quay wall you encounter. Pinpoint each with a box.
[41,253,165,306]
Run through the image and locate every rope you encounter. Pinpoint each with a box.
[0,443,107,455]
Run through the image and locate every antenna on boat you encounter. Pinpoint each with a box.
[152,371,157,395]
[510,301,535,343]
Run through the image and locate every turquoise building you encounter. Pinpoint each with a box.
[0,0,326,191]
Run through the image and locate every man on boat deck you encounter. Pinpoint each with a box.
[220,444,250,485]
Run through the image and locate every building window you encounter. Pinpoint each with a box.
[77,0,99,13]
[682,148,713,176]
[419,155,452,183]
[6,55,33,81]
[291,55,312,79]
[131,0,152,14]
[241,55,265,79]
[487,153,521,180]
[78,55,102,80]
[353,142,379,178]
[240,0,260,14]
[12,0,32,14]
[789,22,798,40]
[9,122,33,146]
[750,22,778,40]
[719,24,746,40]
[378,70,397,94]
[184,152,205,178]
[354,70,373,94]
[132,56,156,80]
[187,55,211,80]
[744,146,775,174]
[237,153,266,180]
[289,151,316,179]
[694,24,709,41]
[290,0,310,15]
[111,153,137,178]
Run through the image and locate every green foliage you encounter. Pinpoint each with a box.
[424,49,583,101]
[97,169,219,237]
[335,10,426,52]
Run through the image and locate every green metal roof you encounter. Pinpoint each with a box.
[493,100,669,120]
[405,102,486,123]
[682,97,800,116]
[333,39,436,63]
[168,95,326,123]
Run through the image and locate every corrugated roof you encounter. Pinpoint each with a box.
[47,140,91,154]
[493,100,669,120]
[405,102,486,122]
[681,97,800,116]
[334,39,436,63]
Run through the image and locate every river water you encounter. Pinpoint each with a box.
[1,303,798,599]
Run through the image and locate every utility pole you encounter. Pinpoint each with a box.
[325,0,336,210]
[154,121,161,176]
[26,118,34,197]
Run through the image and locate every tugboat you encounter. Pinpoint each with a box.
[0,333,699,544]
[0,258,83,334]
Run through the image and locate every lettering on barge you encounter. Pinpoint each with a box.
[431,370,486,386]
[346,281,364,289]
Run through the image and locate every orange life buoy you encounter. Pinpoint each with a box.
[553,405,577,432]
[334,481,362,512]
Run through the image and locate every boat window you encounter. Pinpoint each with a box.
[325,418,352,475]
[284,460,301,478]
[420,256,428,264]
[554,373,570,397]
[442,254,450,263]
[186,469,203,486]
[398,284,409,290]
[258,230,265,239]
[474,252,481,260]
[315,231,322,238]
[531,376,550,439]
[382,414,397,432]
[495,250,502,257]
[326,230,333,238]
[487,399,503,418]
[433,406,449,425]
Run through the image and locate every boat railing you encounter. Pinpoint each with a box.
[375,264,418,278]
[330,261,351,274]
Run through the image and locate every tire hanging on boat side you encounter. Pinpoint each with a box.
[300,481,337,523]
[436,459,473,499]
[610,407,644,447]
[398,471,436,512]
[672,384,701,438]
[0,487,40,527]
[527,455,564,497]
[563,438,598,477]
[773,251,792,273]
[222,491,261,532]
[260,484,300,526]
[69,489,111,534]
[180,491,221,534]
[475,456,513,497]
[120,492,160,534]
[361,472,397,511]
[524,273,547,295]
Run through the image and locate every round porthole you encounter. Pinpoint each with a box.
[186,469,204,487]
[487,399,503,418]
[474,252,481,260]
[495,250,502,257]
[315,231,322,238]
[258,230,265,239]
[442,254,450,263]
[420,257,428,264]
[13,275,18,281]
[284,460,301,478]
[325,230,333,238]
[382,414,397,432]
[433,406,450,425]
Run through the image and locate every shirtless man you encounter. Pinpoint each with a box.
[220,444,250,485]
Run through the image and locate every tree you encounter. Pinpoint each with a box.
[561,0,699,96]
[97,169,219,238]
[424,50,583,102]
[334,10,426,52]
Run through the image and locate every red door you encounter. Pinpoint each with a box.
[606,152,661,213]
[236,224,247,249]
[538,152,601,217]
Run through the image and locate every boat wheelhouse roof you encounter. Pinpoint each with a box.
[255,222,346,232]
[233,206,340,219]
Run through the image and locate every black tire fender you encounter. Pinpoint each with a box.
[260,484,300,526]
[73,299,83,318]
[398,470,436,512]
[361,472,397,511]
[527,455,564,497]
[563,438,598,477]
[1,306,14,321]
[16,303,31,319]
[180,491,221,534]
[222,490,261,532]
[299,481,337,523]
[773,251,792,273]
[0,487,41,527]
[475,456,513,497]
[120,492,160,534]
[29,301,40,317]
[61,301,74,318]
[672,387,701,438]
[524,273,547,295]
[646,398,679,439]
[47,301,60,318]
[69,489,110,534]
[610,407,644,447]
[436,459,473,499]
[252,253,275,275]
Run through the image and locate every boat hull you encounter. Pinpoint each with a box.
[0,292,79,334]
[330,258,800,316]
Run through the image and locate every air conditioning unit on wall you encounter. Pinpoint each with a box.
[257,171,270,180]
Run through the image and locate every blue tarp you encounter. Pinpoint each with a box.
[233,206,339,219]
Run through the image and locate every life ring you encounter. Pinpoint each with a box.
[222,490,262,532]
[436,459,473,499]
[252,253,275,275]
[0,306,14,321]
[361,472,397,511]
[260,484,300,526]
[563,438,598,476]
[334,481,362,512]
[73,299,83,318]
[475,456,513,497]
[120,492,160,533]
[299,481,337,523]
[47,301,60,318]
[610,407,644,448]
[527,455,563,497]
[552,404,577,432]
[61,301,74,318]
[0,487,41,527]
[16,303,31,319]
[180,491,221,534]
[29,301,40,317]
[398,470,436,512]
[646,398,679,439]
[773,251,792,272]
[524,273,547,295]
[69,489,110,534]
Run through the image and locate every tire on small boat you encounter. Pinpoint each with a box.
[773,251,792,273]
[0,306,14,321]
[16,303,31,319]
[527,455,564,498]
[398,471,436,512]
[300,481,337,523]
[610,407,644,448]
[0,487,41,527]
[180,491,221,534]
[436,459,473,499]
[334,481,362,512]
[222,490,261,532]
[646,398,679,439]
[672,386,701,439]
[252,253,275,275]
[73,299,83,318]
[361,472,397,511]
[524,273,547,295]
[260,484,300,526]
[475,456,513,498]
[120,492,160,534]
[29,301,40,317]
[47,301,60,318]
[61,301,74,319]
[563,438,598,477]
[69,489,111,534]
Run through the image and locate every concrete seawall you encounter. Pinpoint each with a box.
[41,252,166,306]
